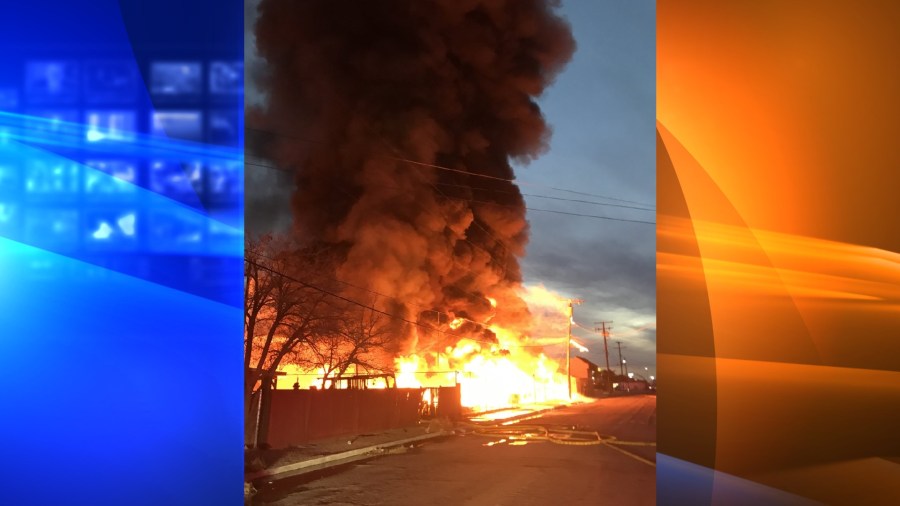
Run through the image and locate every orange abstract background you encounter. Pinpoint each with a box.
[657,1,900,503]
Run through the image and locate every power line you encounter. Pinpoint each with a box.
[431,181,654,211]
[525,207,654,225]
[247,257,466,339]
[572,320,603,336]
[250,250,493,332]
[245,126,655,209]
[247,256,592,359]
[390,154,510,182]
[245,158,515,269]
[247,254,597,368]
[529,184,653,208]
[244,159,655,226]
[428,184,655,225]
[246,257,502,346]
[425,178,512,274]
[522,193,654,212]
[250,248,596,353]
[379,142,516,267]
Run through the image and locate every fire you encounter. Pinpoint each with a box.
[394,287,574,412]
[271,285,580,413]
[396,355,424,387]
[395,333,569,411]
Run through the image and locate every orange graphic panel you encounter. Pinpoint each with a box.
[658,2,900,503]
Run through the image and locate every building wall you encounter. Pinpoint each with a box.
[571,357,601,381]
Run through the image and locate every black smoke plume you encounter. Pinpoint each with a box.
[249,0,575,354]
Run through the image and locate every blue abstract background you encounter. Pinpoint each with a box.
[0,1,243,504]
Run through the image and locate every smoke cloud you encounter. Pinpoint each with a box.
[249,0,575,353]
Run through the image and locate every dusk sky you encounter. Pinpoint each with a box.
[515,0,656,377]
[245,0,656,378]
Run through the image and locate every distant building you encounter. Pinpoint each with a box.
[616,379,650,393]
[571,356,603,396]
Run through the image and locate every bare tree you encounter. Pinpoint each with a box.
[333,306,394,379]
[243,234,335,414]
[286,303,395,389]
[294,331,344,389]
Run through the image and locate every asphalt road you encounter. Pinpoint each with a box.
[257,394,656,506]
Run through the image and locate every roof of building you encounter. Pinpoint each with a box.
[574,356,600,369]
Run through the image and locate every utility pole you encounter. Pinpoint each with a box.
[594,321,613,383]
[566,299,583,400]
[616,341,626,377]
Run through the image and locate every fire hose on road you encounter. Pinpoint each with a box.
[459,422,657,467]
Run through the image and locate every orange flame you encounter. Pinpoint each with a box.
[395,286,574,411]
[273,286,579,412]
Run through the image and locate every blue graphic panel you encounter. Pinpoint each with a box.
[0,1,243,504]
[658,454,824,506]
